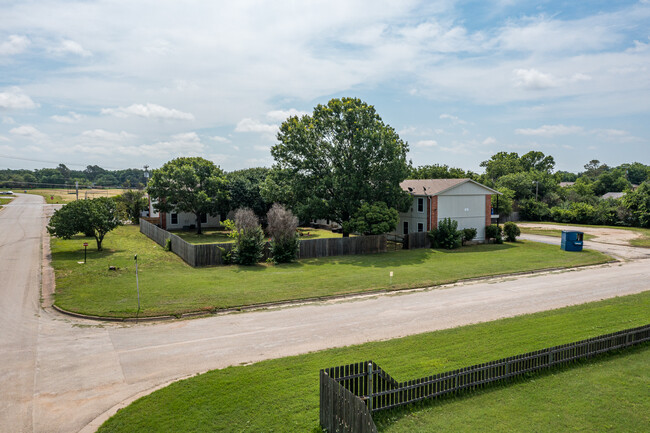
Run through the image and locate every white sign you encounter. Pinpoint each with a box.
[389,271,393,277]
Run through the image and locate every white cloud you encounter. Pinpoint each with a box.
[210,135,231,143]
[0,35,30,55]
[9,125,49,142]
[0,87,38,110]
[235,118,278,134]
[592,128,641,143]
[513,68,558,90]
[81,129,135,141]
[415,139,437,147]
[49,39,92,57]
[515,124,583,136]
[266,109,309,122]
[482,137,496,145]
[51,111,84,123]
[439,114,467,125]
[101,103,194,120]
[0,135,10,142]
[2,116,15,124]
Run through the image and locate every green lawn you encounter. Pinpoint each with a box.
[174,227,346,245]
[523,221,650,248]
[50,226,610,318]
[97,291,650,433]
[0,196,14,206]
[519,226,596,241]
[172,228,234,244]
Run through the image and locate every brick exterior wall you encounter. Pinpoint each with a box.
[485,194,492,227]
[431,195,438,230]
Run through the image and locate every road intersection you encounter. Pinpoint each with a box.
[1,194,648,433]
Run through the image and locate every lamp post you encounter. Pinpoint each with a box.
[83,242,88,264]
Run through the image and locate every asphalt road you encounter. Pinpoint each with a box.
[1,195,648,433]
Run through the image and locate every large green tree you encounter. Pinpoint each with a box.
[270,97,411,236]
[147,157,229,234]
[226,167,271,218]
[47,197,121,250]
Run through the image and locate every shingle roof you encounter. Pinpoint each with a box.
[400,178,500,196]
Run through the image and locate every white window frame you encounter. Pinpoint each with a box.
[171,213,178,225]
[417,197,424,213]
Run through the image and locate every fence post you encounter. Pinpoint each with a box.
[367,362,374,412]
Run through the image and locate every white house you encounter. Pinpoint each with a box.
[396,178,500,241]
[146,198,223,230]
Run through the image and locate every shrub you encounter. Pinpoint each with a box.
[461,228,477,245]
[428,217,462,249]
[485,224,503,244]
[570,202,596,224]
[266,203,300,263]
[345,201,399,235]
[519,198,550,221]
[503,222,520,242]
[227,208,265,265]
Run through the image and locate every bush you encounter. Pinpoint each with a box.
[266,204,300,263]
[226,208,265,265]
[485,224,503,244]
[345,201,399,235]
[461,228,477,245]
[428,218,462,249]
[503,222,520,242]
[519,198,550,221]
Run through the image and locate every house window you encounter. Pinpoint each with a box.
[200,214,207,224]
[417,223,424,232]
[171,213,178,225]
[403,221,409,235]
[417,198,424,213]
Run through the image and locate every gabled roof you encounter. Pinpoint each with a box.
[400,178,500,196]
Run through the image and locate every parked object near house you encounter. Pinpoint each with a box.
[396,178,500,241]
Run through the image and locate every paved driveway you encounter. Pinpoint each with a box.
[1,196,649,433]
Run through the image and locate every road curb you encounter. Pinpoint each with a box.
[50,259,617,324]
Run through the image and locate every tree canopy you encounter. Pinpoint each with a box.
[47,197,121,250]
[269,97,411,236]
[147,157,229,234]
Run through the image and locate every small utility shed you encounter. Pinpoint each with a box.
[397,178,500,241]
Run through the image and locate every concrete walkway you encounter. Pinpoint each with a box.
[1,196,649,433]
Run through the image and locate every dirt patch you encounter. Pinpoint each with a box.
[518,223,641,246]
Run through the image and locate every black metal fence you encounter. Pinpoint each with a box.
[320,324,650,432]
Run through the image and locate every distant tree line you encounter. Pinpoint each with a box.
[0,164,148,189]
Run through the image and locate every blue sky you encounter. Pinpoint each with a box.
[0,0,649,174]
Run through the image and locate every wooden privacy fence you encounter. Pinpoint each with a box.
[320,324,650,433]
[140,219,387,267]
[403,231,430,249]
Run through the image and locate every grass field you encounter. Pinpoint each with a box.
[175,227,348,245]
[50,225,610,318]
[96,291,650,433]
[25,188,128,204]
[523,221,650,248]
[519,226,596,241]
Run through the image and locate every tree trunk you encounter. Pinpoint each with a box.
[342,231,350,238]
[196,213,202,235]
[95,235,103,251]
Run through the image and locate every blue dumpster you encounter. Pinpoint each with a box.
[561,231,584,252]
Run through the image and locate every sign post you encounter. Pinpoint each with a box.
[83,242,88,264]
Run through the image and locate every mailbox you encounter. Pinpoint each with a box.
[561,231,584,252]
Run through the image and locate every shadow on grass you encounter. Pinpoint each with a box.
[371,343,649,432]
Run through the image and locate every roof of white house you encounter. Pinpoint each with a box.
[400,178,500,196]
[601,192,626,200]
